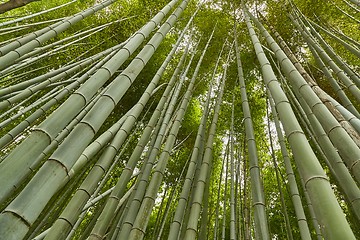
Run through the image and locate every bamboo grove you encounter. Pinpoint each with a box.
[0,0,359,239]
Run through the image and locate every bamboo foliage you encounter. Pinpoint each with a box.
[0,1,359,239]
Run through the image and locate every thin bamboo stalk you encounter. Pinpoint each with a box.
[309,18,360,58]
[266,100,294,240]
[111,82,176,240]
[267,92,312,240]
[229,96,236,240]
[290,14,360,100]
[221,152,229,240]
[156,156,190,240]
[183,46,229,240]
[298,11,360,86]
[213,141,228,240]
[234,23,270,239]
[114,41,196,240]
[16,18,133,63]
[0,17,65,34]
[167,29,224,240]
[309,45,360,118]
[0,0,115,68]
[0,0,77,28]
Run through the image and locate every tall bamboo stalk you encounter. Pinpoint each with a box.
[250,9,360,184]
[234,23,270,239]
[229,95,237,240]
[266,100,294,240]
[221,152,229,240]
[213,141,228,240]
[168,31,224,240]
[267,92,312,240]
[289,80,360,222]
[183,46,229,240]
[243,7,356,239]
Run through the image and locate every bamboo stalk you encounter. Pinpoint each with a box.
[243,7,356,239]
